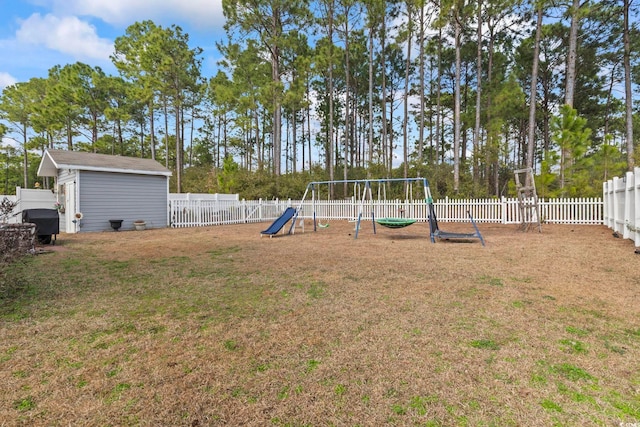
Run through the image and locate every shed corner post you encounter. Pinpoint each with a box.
[166,177,171,227]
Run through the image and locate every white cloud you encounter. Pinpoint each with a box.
[48,0,224,30]
[0,72,18,90]
[16,13,113,61]
[1,137,21,149]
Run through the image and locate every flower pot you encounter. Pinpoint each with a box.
[109,219,123,231]
[133,221,146,231]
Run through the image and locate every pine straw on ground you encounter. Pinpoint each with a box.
[0,221,639,426]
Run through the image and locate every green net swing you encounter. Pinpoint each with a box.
[373,181,418,229]
[375,218,417,228]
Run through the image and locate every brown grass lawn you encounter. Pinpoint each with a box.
[0,220,639,426]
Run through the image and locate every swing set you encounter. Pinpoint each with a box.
[287,177,481,246]
[294,178,431,239]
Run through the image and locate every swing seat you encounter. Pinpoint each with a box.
[375,218,416,229]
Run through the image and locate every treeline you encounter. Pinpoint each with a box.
[0,0,639,199]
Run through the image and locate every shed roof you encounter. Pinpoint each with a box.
[37,149,172,177]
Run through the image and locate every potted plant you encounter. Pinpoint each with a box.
[133,220,146,231]
[108,219,123,231]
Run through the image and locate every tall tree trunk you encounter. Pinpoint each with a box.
[175,104,182,193]
[301,108,306,172]
[389,90,395,174]
[473,0,483,186]
[453,7,462,193]
[189,110,195,166]
[564,0,579,108]
[343,5,350,195]
[163,98,169,168]
[368,23,374,168]
[485,23,497,195]
[429,55,434,164]
[328,0,335,195]
[255,108,261,171]
[560,0,580,190]
[285,115,290,174]
[418,2,426,163]
[402,1,413,180]
[526,3,543,184]
[462,64,469,165]
[216,115,222,169]
[381,16,389,175]
[150,101,156,160]
[67,118,73,151]
[22,123,28,188]
[91,112,98,152]
[293,110,297,174]
[137,122,143,156]
[272,47,282,176]
[435,27,442,166]
[306,78,312,170]
[623,0,634,171]
[223,115,228,159]
[117,120,124,156]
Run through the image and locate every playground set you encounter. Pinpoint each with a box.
[260,177,485,246]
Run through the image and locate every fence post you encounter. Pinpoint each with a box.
[442,196,448,221]
[242,199,246,223]
[602,181,608,226]
[612,177,620,234]
[606,179,614,228]
[623,171,633,239]
[635,168,640,247]
[15,187,21,218]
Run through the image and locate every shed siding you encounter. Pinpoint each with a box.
[57,169,76,185]
[78,171,168,232]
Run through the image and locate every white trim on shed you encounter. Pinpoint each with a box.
[38,149,172,177]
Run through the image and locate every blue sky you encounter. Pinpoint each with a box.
[0,0,227,90]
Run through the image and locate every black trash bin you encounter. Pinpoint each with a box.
[22,208,60,244]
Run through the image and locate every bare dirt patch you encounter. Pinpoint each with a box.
[1,221,639,426]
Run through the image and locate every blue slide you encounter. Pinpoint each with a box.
[261,207,297,236]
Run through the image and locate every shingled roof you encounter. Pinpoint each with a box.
[37,149,172,177]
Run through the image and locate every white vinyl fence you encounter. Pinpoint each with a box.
[603,167,640,248]
[1,187,605,231]
[0,187,56,224]
[169,196,603,228]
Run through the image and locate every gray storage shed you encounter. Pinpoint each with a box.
[37,149,172,233]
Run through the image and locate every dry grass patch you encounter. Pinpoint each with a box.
[0,222,639,426]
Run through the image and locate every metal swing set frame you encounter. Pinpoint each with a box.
[267,177,483,245]
[296,177,431,239]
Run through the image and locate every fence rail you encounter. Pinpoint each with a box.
[169,197,604,228]
[603,167,640,247]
